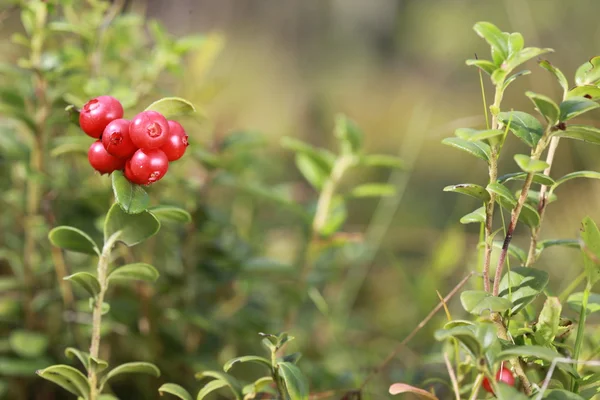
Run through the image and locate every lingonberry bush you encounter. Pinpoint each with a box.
[389,22,600,400]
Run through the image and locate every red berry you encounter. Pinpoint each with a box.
[124,160,146,185]
[88,141,126,174]
[126,148,169,185]
[79,96,124,138]
[483,363,515,394]
[160,120,189,161]
[101,119,137,159]
[129,111,170,150]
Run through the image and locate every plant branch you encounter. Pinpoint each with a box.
[469,373,484,400]
[443,352,460,400]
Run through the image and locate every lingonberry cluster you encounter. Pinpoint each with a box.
[80,95,189,185]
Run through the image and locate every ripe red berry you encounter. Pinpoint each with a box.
[124,160,146,185]
[160,120,189,161]
[88,141,126,174]
[483,363,515,394]
[126,148,169,185]
[101,119,137,159]
[79,96,124,138]
[129,111,170,150]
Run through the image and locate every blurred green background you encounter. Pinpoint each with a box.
[2,0,600,398]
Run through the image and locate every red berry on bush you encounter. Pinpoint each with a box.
[79,96,124,138]
[101,119,137,159]
[88,141,126,174]
[129,111,170,150]
[160,120,189,161]
[483,363,515,394]
[126,148,169,185]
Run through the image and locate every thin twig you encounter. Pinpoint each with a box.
[359,272,475,389]
[443,352,460,400]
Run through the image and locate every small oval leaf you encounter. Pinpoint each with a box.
[149,206,192,223]
[37,365,90,398]
[460,290,513,315]
[108,263,159,283]
[144,97,196,119]
[223,356,271,373]
[104,203,161,247]
[102,362,160,386]
[48,226,99,255]
[158,383,193,400]
[111,171,150,214]
[278,361,309,400]
[64,272,100,298]
[444,183,490,202]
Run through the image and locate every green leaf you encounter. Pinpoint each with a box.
[242,377,276,397]
[389,383,439,399]
[498,267,549,315]
[566,85,600,101]
[148,206,191,223]
[434,325,482,358]
[559,97,600,121]
[580,216,600,284]
[197,380,229,400]
[503,70,531,91]
[296,153,329,190]
[539,60,568,94]
[195,371,242,400]
[441,137,490,162]
[554,125,600,145]
[487,182,517,207]
[90,357,108,373]
[158,383,193,400]
[534,297,561,345]
[498,111,544,147]
[37,365,90,399]
[443,183,490,202]
[508,32,524,55]
[104,203,161,247]
[9,330,48,358]
[514,154,550,173]
[460,290,512,315]
[466,59,497,75]
[502,47,554,74]
[111,171,150,214]
[553,171,600,189]
[496,346,577,377]
[455,128,504,142]
[108,263,159,283]
[526,91,559,124]
[460,206,486,224]
[519,202,541,228]
[278,362,309,400]
[144,97,196,119]
[537,239,580,252]
[567,292,600,315]
[361,154,404,169]
[496,384,529,400]
[318,196,347,236]
[64,348,91,372]
[473,22,508,64]
[48,226,100,255]
[351,183,396,198]
[280,137,335,171]
[575,56,600,86]
[498,172,555,186]
[64,272,100,298]
[543,390,586,400]
[101,362,160,386]
[334,114,363,154]
[223,356,271,372]
[490,241,527,264]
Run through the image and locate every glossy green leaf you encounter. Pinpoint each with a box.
[296,153,329,190]
[361,154,404,169]
[351,183,396,198]
[441,137,490,162]
[281,352,302,364]
[543,390,586,400]
[496,384,529,400]
[64,348,91,372]
[104,203,160,247]
[553,171,600,189]
[278,361,309,400]
[158,383,193,400]
[498,267,549,315]
[102,362,160,386]
[223,356,271,372]
[242,377,276,397]
[443,183,490,202]
[575,56,600,86]
[90,356,108,373]
[526,189,557,206]
[503,47,553,74]
[559,97,600,121]
[48,226,100,255]
[473,22,508,64]
[434,325,482,358]
[9,330,48,358]
[197,380,228,400]
[389,383,439,399]
[487,182,517,207]
[334,114,363,154]
[460,206,486,224]
[534,297,561,345]
[498,172,555,186]
[519,202,541,228]
[195,371,242,400]
[64,272,100,298]
[539,60,568,94]
[144,97,196,118]
[526,91,559,124]
[508,32,524,55]
[581,216,600,284]
[496,346,577,376]
[537,239,580,252]
[554,125,600,144]
[466,59,497,75]
[498,111,544,147]
[111,171,150,214]
[108,263,159,283]
[566,85,600,101]
[460,290,512,315]
[148,206,191,223]
[514,154,549,173]
[37,365,90,399]
[503,70,531,91]
[567,292,600,315]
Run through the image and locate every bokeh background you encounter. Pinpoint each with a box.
[2,0,600,398]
